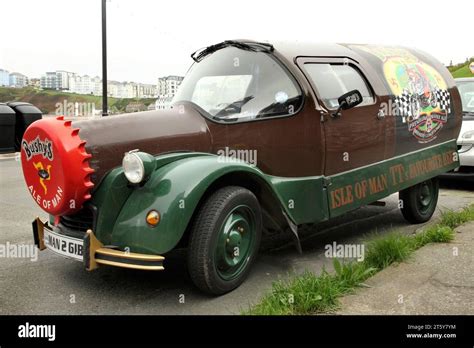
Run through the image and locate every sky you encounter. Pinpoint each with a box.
[0,0,472,85]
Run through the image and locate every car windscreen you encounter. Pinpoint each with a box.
[173,47,302,122]
[457,81,474,115]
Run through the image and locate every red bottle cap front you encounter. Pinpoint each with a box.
[20,116,94,216]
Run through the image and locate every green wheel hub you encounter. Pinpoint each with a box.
[214,205,256,281]
[418,180,434,213]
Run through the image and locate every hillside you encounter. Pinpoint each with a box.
[0,87,156,114]
[448,58,474,78]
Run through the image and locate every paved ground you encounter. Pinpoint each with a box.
[0,156,473,315]
[337,221,474,314]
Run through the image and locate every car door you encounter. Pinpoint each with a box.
[297,57,387,176]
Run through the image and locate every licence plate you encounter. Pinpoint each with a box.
[43,226,84,262]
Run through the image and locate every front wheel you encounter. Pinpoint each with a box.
[187,186,262,295]
[399,178,439,224]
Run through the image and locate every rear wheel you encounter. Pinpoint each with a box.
[399,178,439,224]
[187,186,262,295]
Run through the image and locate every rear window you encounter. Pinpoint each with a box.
[303,63,374,109]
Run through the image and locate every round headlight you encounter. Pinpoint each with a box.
[123,152,145,184]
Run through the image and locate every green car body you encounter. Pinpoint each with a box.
[82,139,458,256]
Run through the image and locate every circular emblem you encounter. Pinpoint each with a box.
[383,57,450,143]
[20,117,94,216]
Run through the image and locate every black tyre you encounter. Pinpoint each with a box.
[399,178,439,224]
[187,186,262,295]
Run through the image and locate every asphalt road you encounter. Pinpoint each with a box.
[0,157,473,315]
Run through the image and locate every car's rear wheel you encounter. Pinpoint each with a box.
[187,186,262,295]
[399,178,439,224]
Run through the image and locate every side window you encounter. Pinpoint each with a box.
[303,63,374,109]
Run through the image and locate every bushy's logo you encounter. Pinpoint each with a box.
[22,136,54,161]
[33,161,52,194]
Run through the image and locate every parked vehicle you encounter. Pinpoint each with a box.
[440,77,474,180]
[21,41,462,294]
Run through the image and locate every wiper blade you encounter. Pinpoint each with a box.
[214,95,255,117]
[191,40,274,62]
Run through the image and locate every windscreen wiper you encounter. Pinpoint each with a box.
[191,40,274,62]
[214,95,255,118]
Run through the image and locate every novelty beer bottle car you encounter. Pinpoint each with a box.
[21,41,462,295]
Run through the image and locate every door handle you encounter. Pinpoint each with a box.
[320,110,329,122]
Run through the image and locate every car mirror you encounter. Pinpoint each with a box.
[332,90,363,117]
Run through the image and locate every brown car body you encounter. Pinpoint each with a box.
[74,41,462,184]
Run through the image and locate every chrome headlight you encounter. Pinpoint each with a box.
[122,150,156,184]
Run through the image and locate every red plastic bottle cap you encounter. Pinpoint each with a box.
[20,116,94,216]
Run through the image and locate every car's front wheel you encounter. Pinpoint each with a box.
[187,186,262,295]
[399,178,439,224]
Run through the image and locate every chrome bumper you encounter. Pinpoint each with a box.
[32,217,165,271]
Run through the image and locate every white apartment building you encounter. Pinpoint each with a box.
[134,83,158,98]
[106,81,133,98]
[69,75,102,96]
[0,69,9,86]
[41,71,75,90]
[56,71,75,90]
[155,95,174,110]
[40,72,58,89]
[9,72,28,88]
[92,77,102,96]
[119,82,135,98]
[36,70,161,98]
[107,81,120,98]
[157,75,183,97]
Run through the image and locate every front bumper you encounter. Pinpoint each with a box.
[32,218,165,271]
[439,144,474,180]
[459,144,474,167]
[439,170,474,180]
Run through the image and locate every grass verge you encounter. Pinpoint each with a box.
[245,204,474,315]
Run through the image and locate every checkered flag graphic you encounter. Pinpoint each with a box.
[433,88,451,114]
[393,90,417,123]
[393,88,452,123]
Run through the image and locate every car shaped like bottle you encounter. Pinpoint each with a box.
[21,40,462,295]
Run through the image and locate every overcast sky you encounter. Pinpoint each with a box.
[0,0,472,84]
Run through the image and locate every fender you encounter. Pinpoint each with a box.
[92,152,328,255]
